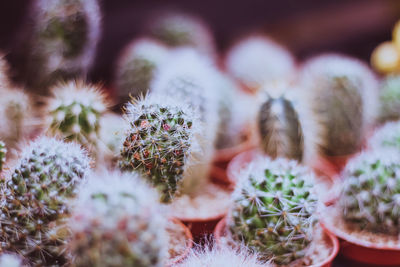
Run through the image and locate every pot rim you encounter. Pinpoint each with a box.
[166,217,194,266]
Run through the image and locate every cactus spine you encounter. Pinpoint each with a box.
[228,156,317,265]
[68,170,168,267]
[0,137,90,265]
[339,149,400,235]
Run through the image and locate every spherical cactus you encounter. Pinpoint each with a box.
[24,0,101,93]
[0,141,7,172]
[378,75,400,123]
[45,80,108,151]
[119,94,200,203]
[339,149,400,235]
[0,254,26,267]
[225,35,296,92]
[0,137,90,265]
[67,170,168,267]
[301,54,378,157]
[148,11,215,56]
[228,156,318,265]
[114,38,169,103]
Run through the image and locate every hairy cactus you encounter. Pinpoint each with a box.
[115,38,169,103]
[228,156,318,265]
[378,75,400,123]
[0,137,90,265]
[226,35,295,92]
[148,12,215,56]
[45,80,108,150]
[339,149,400,235]
[67,170,168,267]
[0,254,26,267]
[119,94,200,203]
[301,54,378,157]
[0,141,6,172]
[24,0,101,93]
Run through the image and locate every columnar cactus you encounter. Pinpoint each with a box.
[68,170,168,267]
[45,80,108,150]
[228,156,318,265]
[301,54,378,157]
[339,149,400,235]
[0,254,26,267]
[0,141,6,172]
[119,94,200,203]
[378,75,400,123]
[225,35,296,92]
[114,38,169,103]
[24,0,101,93]
[0,137,90,265]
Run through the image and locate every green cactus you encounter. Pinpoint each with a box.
[45,80,107,149]
[115,38,169,103]
[0,254,26,267]
[228,156,318,265]
[24,0,101,93]
[119,94,199,203]
[0,137,90,265]
[302,54,378,157]
[378,75,400,123]
[339,149,400,235]
[68,170,168,267]
[0,141,6,172]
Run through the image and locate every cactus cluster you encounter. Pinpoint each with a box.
[119,94,200,203]
[24,0,101,92]
[115,38,169,103]
[228,156,318,265]
[67,170,168,267]
[45,80,107,150]
[0,137,90,265]
[301,54,378,157]
[378,75,400,123]
[339,149,400,235]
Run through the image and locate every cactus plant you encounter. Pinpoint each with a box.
[119,94,200,203]
[368,121,400,151]
[24,0,101,93]
[228,156,318,265]
[67,170,168,267]
[114,38,169,103]
[0,254,26,267]
[378,75,400,123]
[0,137,90,265]
[301,54,378,157]
[0,141,7,172]
[45,80,108,151]
[339,149,400,235]
[225,35,295,92]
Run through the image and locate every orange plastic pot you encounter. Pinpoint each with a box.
[214,218,339,267]
[166,218,193,266]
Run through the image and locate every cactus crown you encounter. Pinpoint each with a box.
[119,94,200,202]
[340,149,400,235]
[0,137,90,265]
[0,141,6,172]
[378,75,400,123]
[68,170,168,267]
[46,80,107,148]
[228,156,317,265]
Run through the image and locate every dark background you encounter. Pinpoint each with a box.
[0,1,399,266]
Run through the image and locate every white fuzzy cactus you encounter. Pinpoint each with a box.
[226,35,296,92]
[67,170,169,267]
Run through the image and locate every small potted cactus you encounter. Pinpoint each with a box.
[215,156,339,266]
[0,136,90,265]
[225,35,296,93]
[321,149,400,266]
[377,75,400,123]
[67,170,192,266]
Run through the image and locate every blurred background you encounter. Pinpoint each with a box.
[0,0,399,86]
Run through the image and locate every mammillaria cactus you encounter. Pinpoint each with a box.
[67,170,168,267]
[45,80,108,151]
[119,94,200,203]
[228,156,318,265]
[339,149,400,235]
[301,54,378,157]
[378,75,400,123]
[0,137,90,265]
[0,141,6,172]
[24,0,101,93]
[225,35,296,92]
[0,254,26,267]
[114,38,169,103]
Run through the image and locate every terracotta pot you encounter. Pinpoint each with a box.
[321,219,400,266]
[166,218,193,266]
[225,149,259,185]
[214,218,339,267]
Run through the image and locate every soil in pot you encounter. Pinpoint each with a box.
[166,218,193,266]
